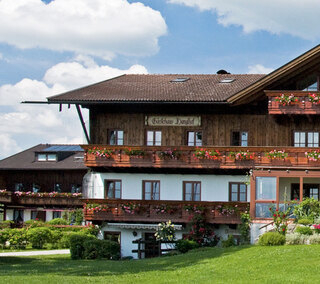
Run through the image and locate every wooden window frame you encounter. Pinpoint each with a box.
[187,130,203,146]
[229,182,247,202]
[145,130,162,146]
[142,180,160,200]
[293,131,319,147]
[104,179,122,199]
[108,129,124,146]
[183,181,201,201]
[231,131,248,146]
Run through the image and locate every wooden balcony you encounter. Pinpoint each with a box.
[266,91,320,115]
[82,145,320,170]
[0,192,12,204]
[84,199,249,224]
[15,196,82,206]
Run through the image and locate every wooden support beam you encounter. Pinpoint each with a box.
[299,177,304,201]
[75,104,90,144]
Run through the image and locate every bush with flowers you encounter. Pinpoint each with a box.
[305,150,320,161]
[154,220,176,242]
[216,204,239,216]
[269,205,293,235]
[158,148,181,160]
[229,150,255,161]
[266,150,288,160]
[275,93,298,106]
[193,148,220,160]
[87,147,114,158]
[308,93,320,104]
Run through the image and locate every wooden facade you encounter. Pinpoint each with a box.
[89,111,320,147]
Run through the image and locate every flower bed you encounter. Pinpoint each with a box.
[158,149,181,160]
[305,150,320,161]
[265,150,288,159]
[275,93,298,106]
[87,147,114,158]
[193,148,220,160]
[229,151,255,161]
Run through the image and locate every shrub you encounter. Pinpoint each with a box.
[27,227,52,249]
[222,235,236,248]
[83,239,120,260]
[0,220,13,229]
[297,218,313,225]
[24,220,46,228]
[309,234,320,244]
[286,233,305,245]
[175,239,199,253]
[0,229,11,247]
[69,234,96,260]
[8,228,28,249]
[258,232,285,246]
[293,198,320,222]
[295,226,313,236]
[48,218,68,225]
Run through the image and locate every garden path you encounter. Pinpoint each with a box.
[0,249,69,257]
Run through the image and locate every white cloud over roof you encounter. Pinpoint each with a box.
[168,0,320,40]
[0,0,167,60]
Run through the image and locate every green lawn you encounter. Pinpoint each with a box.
[1,245,320,283]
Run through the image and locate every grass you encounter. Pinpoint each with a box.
[1,245,320,283]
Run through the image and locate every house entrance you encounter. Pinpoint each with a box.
[144,232,159,258]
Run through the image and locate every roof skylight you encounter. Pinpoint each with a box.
[219,78,235,83]
[171,78,190,82]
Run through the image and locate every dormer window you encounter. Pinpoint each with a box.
[37,153,57,161]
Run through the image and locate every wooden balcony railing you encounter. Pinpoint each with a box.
[266,91,320,114]
[84,199,249,224]
[0,192,82,207]
[82,145,320,170]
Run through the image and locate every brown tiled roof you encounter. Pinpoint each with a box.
[0,144,87,170]
[48,74,266,103]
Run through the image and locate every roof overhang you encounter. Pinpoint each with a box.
[227,44,320,105]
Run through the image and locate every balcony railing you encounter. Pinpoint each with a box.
[84,199,249,224]
[266,91,320,114]
[82,145,320,170]
[0,191,82,207]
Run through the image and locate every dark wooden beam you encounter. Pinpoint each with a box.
[76,104,91,144]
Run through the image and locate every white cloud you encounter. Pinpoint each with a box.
[168,0,320,40]
[0,0,167,60]
[0,57,148,159]
[248,64,274,74]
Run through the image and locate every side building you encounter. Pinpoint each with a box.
[0,144,87,224]
[43,45,320,258]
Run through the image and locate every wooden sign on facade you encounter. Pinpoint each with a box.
[145,116,201,127]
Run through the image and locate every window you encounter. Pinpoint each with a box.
[105,180,121,199]
[109,130,124,145]
[187,131,202,146]
[14,183,23,192]
[220,78,235,83]
[256,177,276,200]
[13,209,24,223]
[171,78,189,82]
[183,181,201,201]
[229,183,247,202]
[143,181,160,200]
[32,183,40,193]
[231,131,248,146]
[37,153,57,161]
[104,231,121,244]
[294,131,319,147]
[53,211,62,219]
[146,130,162,146]
[54,183,62,193]
[31,210,38,220]
[71,184,82,193]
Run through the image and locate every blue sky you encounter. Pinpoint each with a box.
[0,0,319,159]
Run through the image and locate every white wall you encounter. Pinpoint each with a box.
[87,172,250,202]
[5,209,13,221]
[24,210,31,222]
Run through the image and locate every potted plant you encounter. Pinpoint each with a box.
[275,93,298,106]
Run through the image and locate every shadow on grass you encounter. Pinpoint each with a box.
[0,245,251,277]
